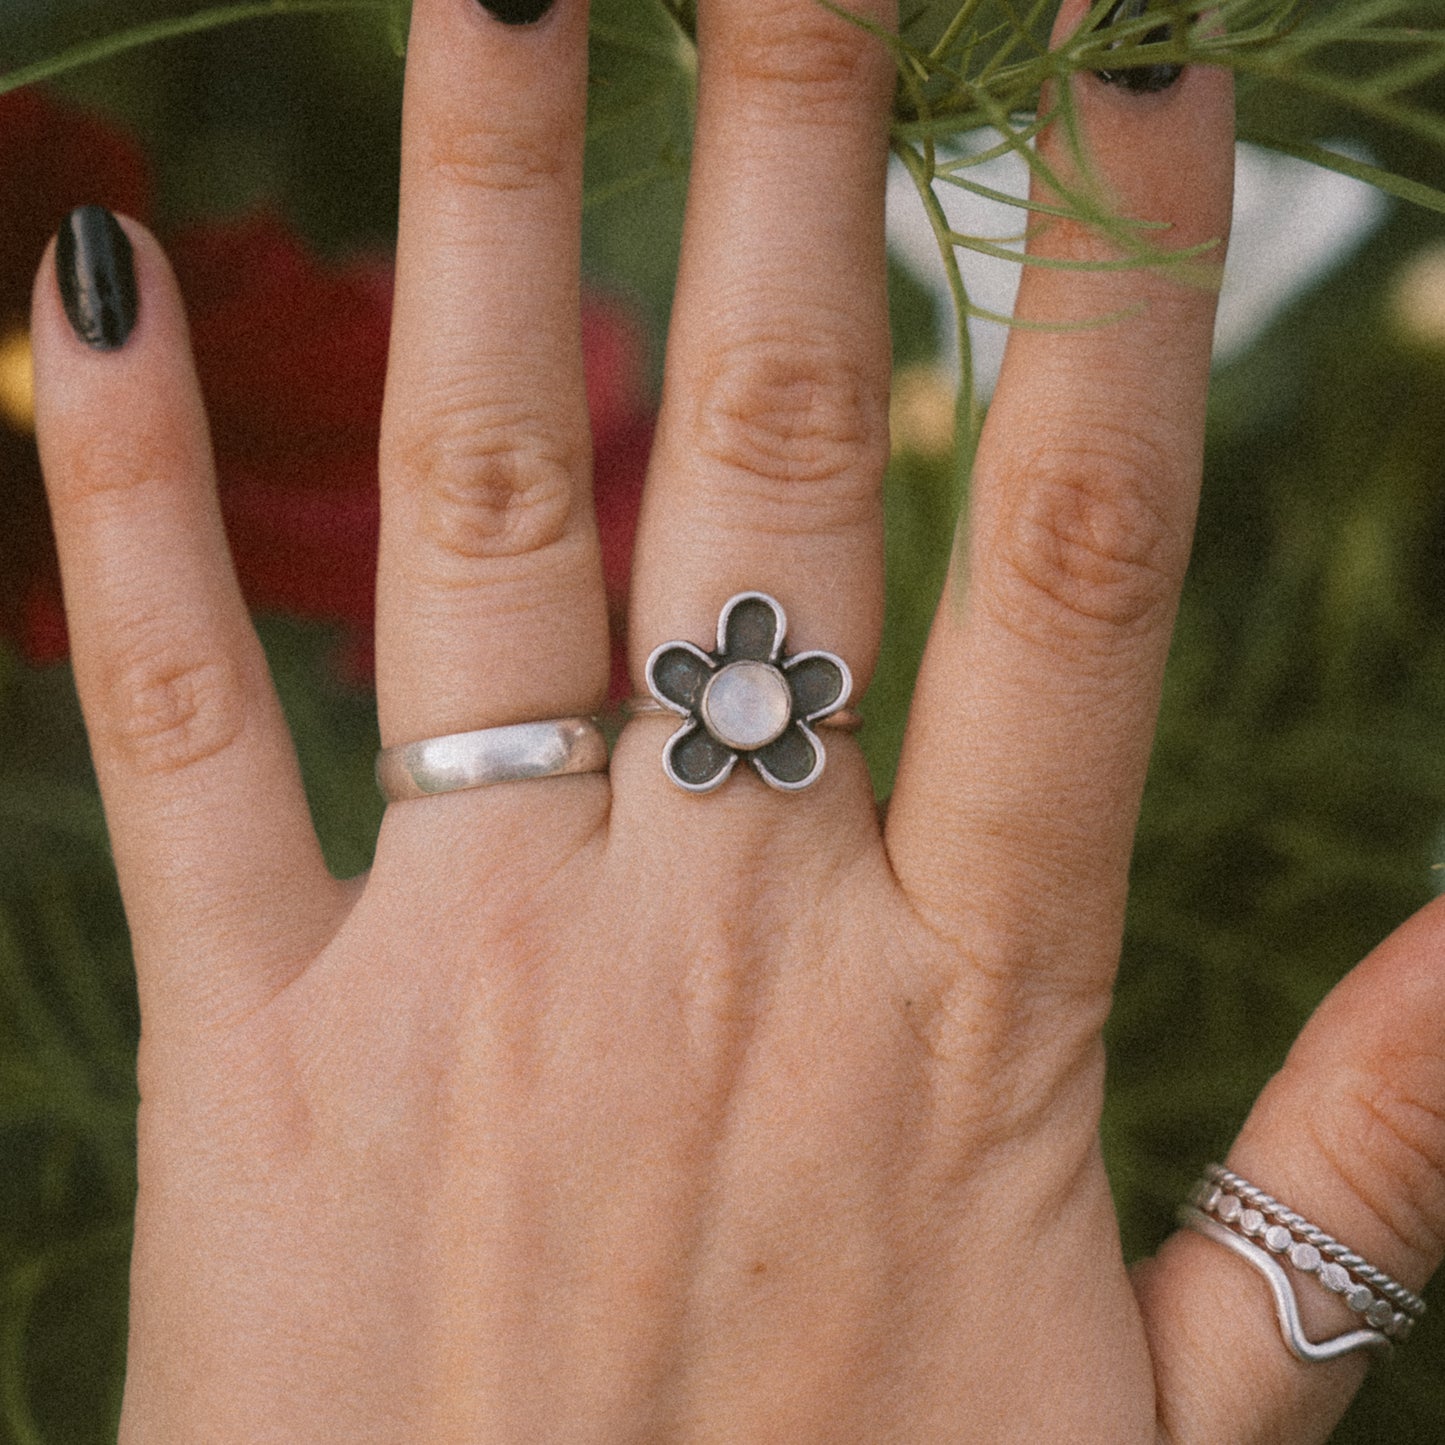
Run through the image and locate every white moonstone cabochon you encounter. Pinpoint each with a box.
[702,662,792,750]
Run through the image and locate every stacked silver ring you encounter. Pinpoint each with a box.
[1180,1163,1425,1362]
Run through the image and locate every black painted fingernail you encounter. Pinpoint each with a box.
[474,0,555,24]
[56,206,138,352]
[1093,0,1184,95]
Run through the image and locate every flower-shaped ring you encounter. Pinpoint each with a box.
[644,592,853,792]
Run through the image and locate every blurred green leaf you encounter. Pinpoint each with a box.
[0,1,394,97]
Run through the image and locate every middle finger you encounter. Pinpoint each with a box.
[625,0,898,792]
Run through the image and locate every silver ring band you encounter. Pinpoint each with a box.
[1180,1162,1424,1362]
[1202,1165,1426,1319]
[621,697,864,732]
[376,718,608,802]
[1179,1208,1395,1363]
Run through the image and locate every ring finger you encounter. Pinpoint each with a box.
[376,0,608,748]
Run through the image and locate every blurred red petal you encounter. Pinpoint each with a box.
[2,111,658,681]
[222,475,380,626]
[0,89,153,319]
[1,90,153,660]
[19,582,70,666]
[582,295,650,451]
[171,213,393,466]
[594,413,653,604]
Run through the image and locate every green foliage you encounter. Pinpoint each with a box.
[0,1,397,98]
[875,0,1445,469]
[3,0,1445,1439]
[0,745,136,1441]
[582,0,697,358]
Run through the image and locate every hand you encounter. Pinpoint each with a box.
[29,0,1442,1439]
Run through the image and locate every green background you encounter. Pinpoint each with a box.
[3,1,1445,1438]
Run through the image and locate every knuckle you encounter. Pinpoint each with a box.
[93,632,248,779]
[421,446,575,569]
[393,401,583,572]
[987,430,1186,645]
[1306,1057,1445,1265]
[53,435,193,515]
[894,931,1111,1155]
[692,333,887,537]
[422,119,565,199]
[723,8,878,114]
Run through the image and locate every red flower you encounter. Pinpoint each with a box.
[584,298,652,700]
[172,212,394,679]
[0,90,153,319]
[1,91,655,696]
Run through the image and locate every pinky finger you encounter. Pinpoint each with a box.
[32,209,346,1024]
[1135,897,1445,1443]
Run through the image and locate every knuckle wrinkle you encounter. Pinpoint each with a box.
[724,11,877,110]
[407,424,579,571]
[425,121,564,197]
[58,444,194,515]
[990,437,1184,642]
[694,337,885,534]
[1310,1061,1445,1265]
[95,642,247,779]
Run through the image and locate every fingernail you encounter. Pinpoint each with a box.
[473,0,555,24]
[1093,0,1184,95]
[56,206,138,352]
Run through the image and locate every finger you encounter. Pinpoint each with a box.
[1136,897,1445,1443]
[376,0,609,747]
[621,0,896,791]
[887,0,1234,1009]
[32,210,343,1019]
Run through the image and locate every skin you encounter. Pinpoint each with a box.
[27,0,1445,1438]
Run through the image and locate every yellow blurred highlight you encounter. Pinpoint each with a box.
[0,326,36,433]
[1390,243,1445,351]
[890,364,956,459]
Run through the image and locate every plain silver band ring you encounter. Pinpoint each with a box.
[621,697,865,732]
[376,718,608,802]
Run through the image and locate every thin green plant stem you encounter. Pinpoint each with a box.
[930,112,1052,166]
[983,0,1049,77]
[0,0,393,96]
[1230,52,1445,148]
[929,0,989,63]
[961,85,1178,270]
[1360,44,1445,99]
[895,140,981,496]
[934,169,1130,223]
[1275,0,1421,49]
[1346,27,1445,45]
[946,227,1220,273]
